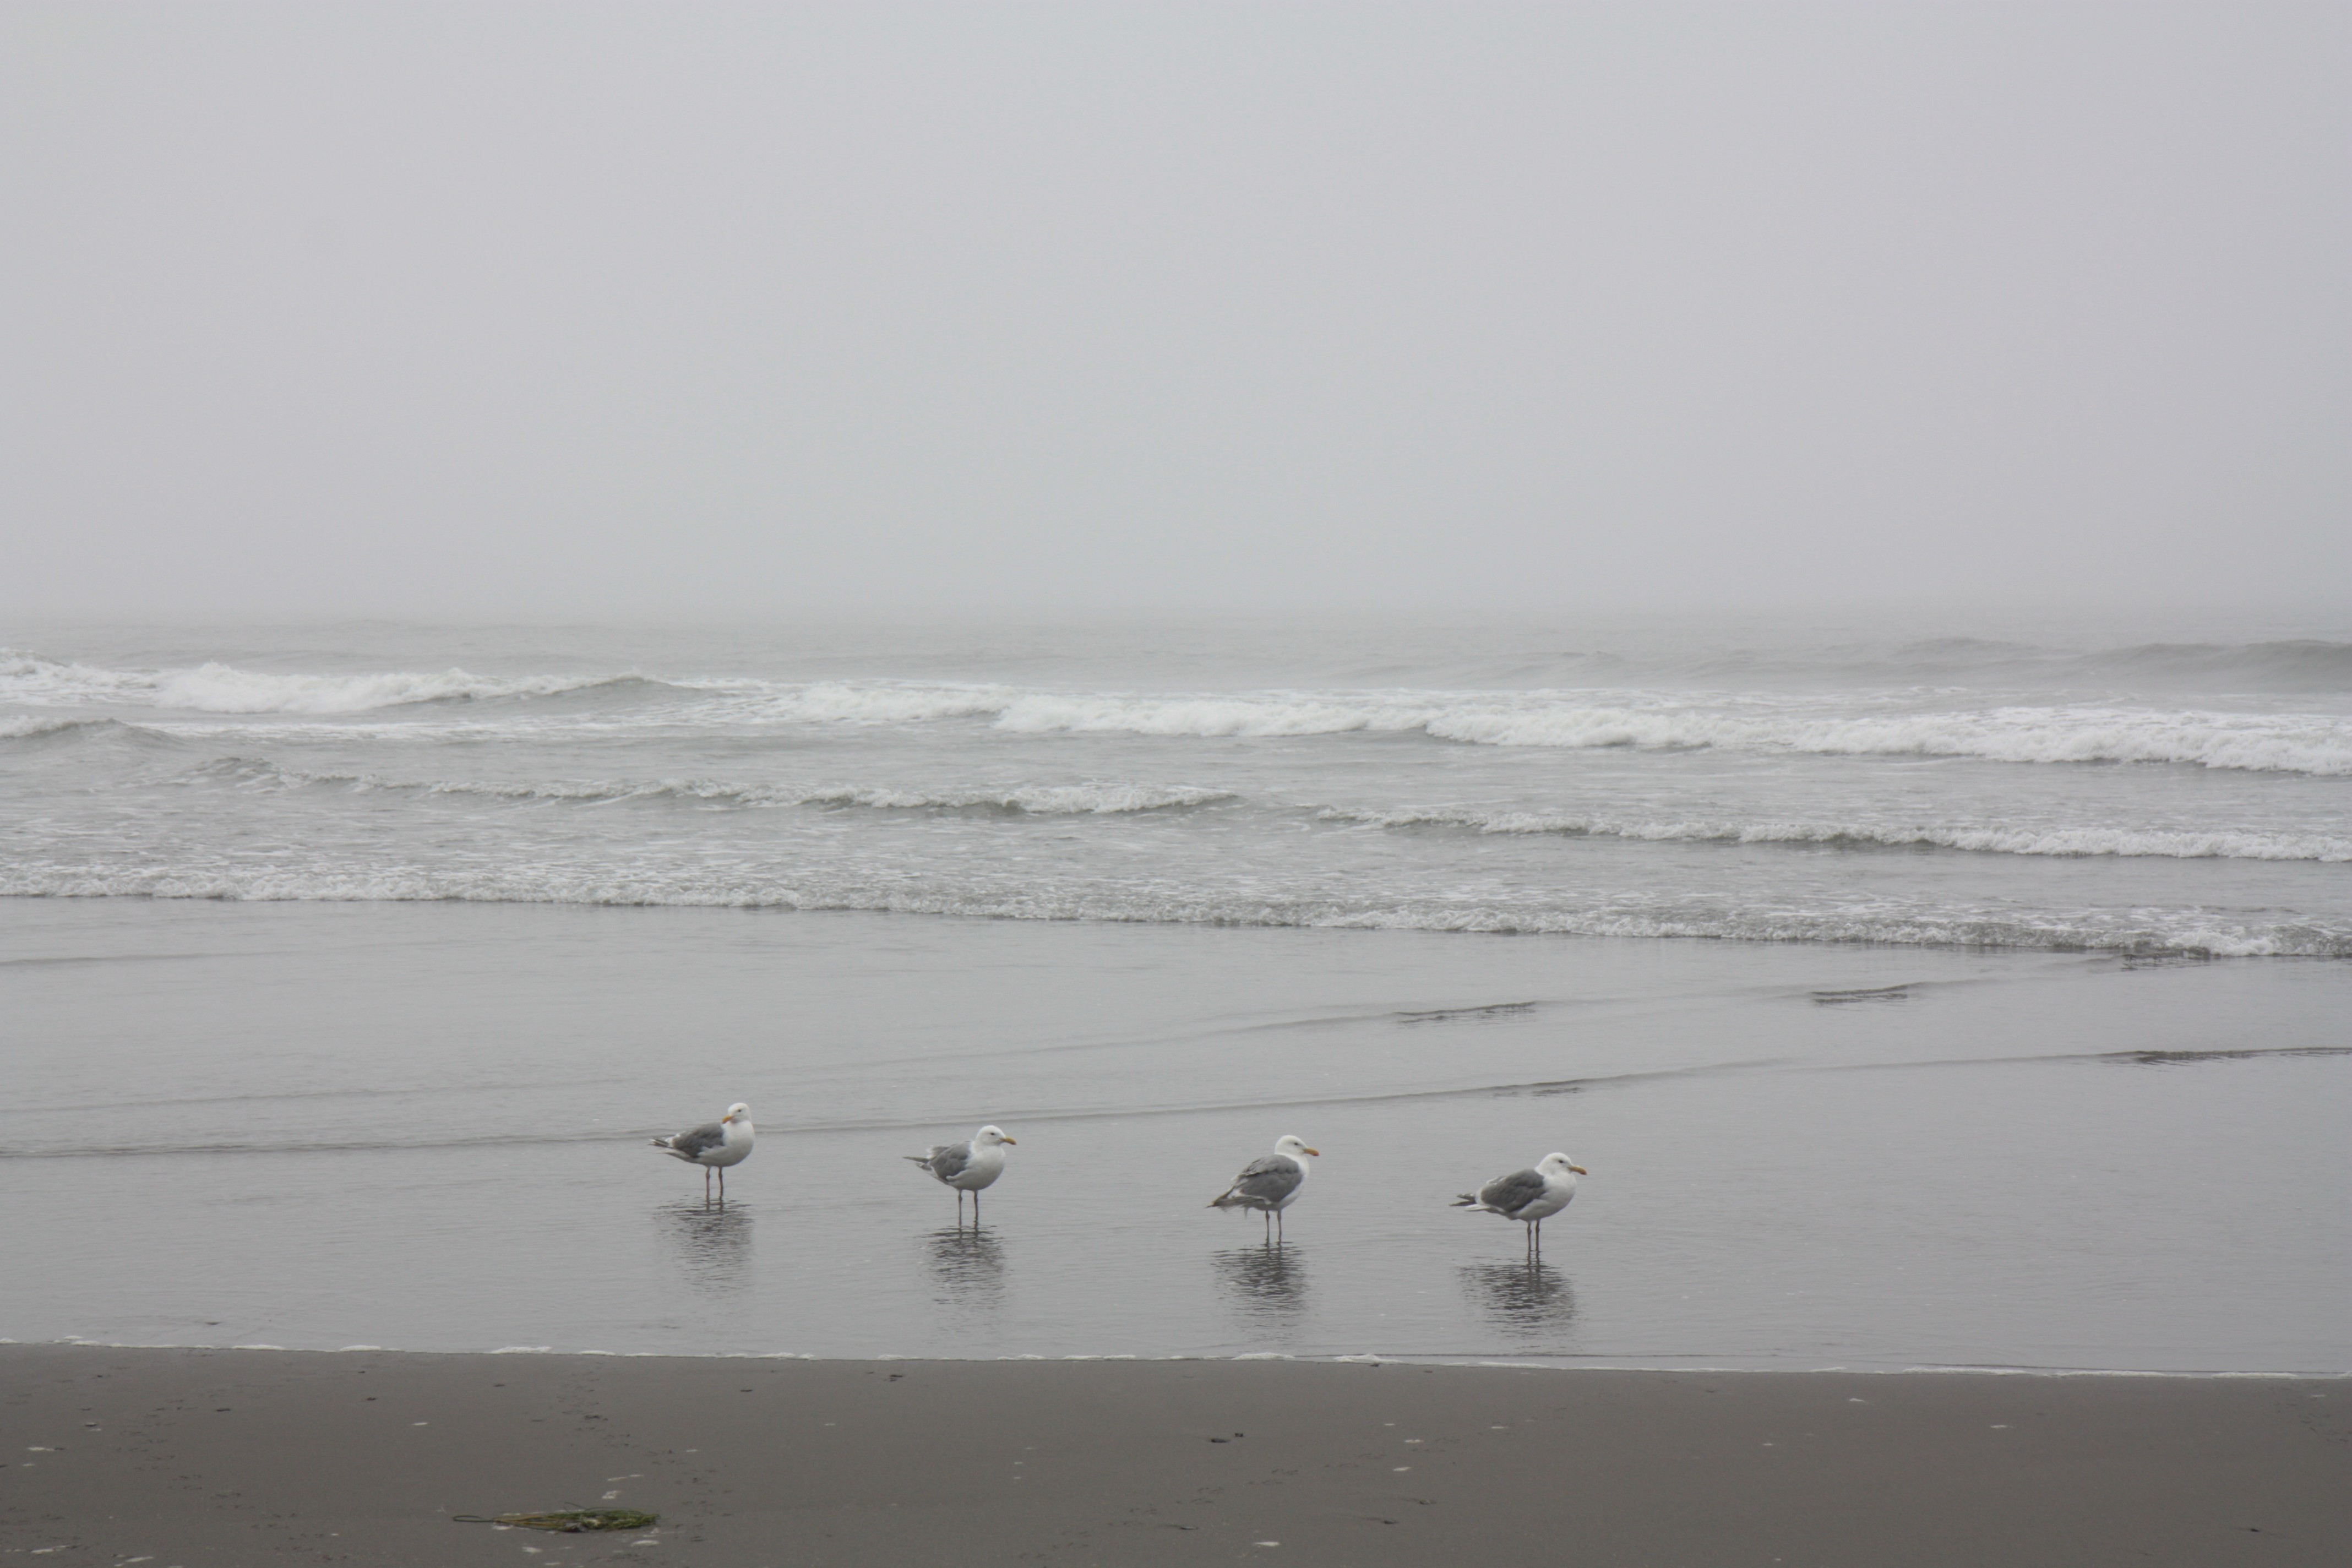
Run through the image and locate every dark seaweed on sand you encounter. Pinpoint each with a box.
[453,1507,659,1532]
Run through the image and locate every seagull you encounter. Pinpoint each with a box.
[907,1125,1016,1227]
[1209,1134,1319,1244]
[1452,1152,1585,1259]
[650,1103,754,1203]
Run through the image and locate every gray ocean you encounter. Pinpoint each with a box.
[4,613,2348,1370]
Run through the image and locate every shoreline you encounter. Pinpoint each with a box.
[5,1345,2345,1566]
[9,1338,2349,1379]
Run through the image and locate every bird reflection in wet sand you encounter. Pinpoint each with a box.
[1215,1244,1310,1326]
[925,1226,1006,1310]
[1461,1260,1577,1337]
[660,1199,754,1295]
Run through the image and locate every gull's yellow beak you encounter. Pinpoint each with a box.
[1304,1147,1321,1157]
[1003,1136,1017,1145]
[1570,1165,1588,1175]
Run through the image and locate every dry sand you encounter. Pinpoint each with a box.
[2,1345,2344,1566]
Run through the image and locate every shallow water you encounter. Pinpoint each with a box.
[4,897,2344,1370]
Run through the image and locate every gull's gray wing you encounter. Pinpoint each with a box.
[920,1142,975,1183]
[1478,1168,1549,1216]
[1226,1154,1304,1205]
[665,1121,727,1158]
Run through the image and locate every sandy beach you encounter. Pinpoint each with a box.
[3,1345,2344,1566]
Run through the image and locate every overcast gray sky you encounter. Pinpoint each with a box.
[3,2,2344,620]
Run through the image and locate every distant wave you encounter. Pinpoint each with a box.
[1014,695,2352,775]
[728,684,2352,775]
[163,758,2350,859]
[6,865,2345,957]
[753,682,1012,725]
[1,714,123,741]
[2061,639,2352,690]
[1273,636,2352,693]
[1,651,657,715]
[1329,808,2352,863]
[1652,638,2352,692]
[1414,704,2352,775]
[141,666,654,715]
[193,686,2352,776]
[182,760,1235,816]
[11,652,2349,771]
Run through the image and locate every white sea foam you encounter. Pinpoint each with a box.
[1331,808,2352,863]
[152,666,645,714]
[170,759,2344,860]
[186,762,1234,816]
[1,651,647,715]
[792,783,1233,814]
[758,682,1012,725]
[12,649,2347,774]
[984,692,2352,776]
[717,680,2352,776]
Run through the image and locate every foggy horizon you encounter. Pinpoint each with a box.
[6,2,2345,623]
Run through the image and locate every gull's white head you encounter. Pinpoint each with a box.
[723,1103,750,1124]
[1275,1134,1320,1159]
[976,1125,1016,1147]
[1539,1152,1587,1177]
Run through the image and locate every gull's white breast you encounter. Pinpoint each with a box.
[950,1142,1008,1191]
[703,1119,755,1168]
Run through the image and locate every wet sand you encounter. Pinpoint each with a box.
[2,1346,2344,1567]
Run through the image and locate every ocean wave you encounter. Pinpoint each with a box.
[0,715,189,754]
[2061,639,2352,691]
[5,867,2345,957]
[1,651,657,714]
[1,714,123,741]
[1657,637,2352,691]
[758,682,1014,725]
[1329,808,2352,863]
[1097,696,2349,775]
[10,644,2349,774]
[1415,704,2352,774]
[179,760,1235,816]
[783,782,1235,815]
[714,682,2352,775]
[153,756,2348,858]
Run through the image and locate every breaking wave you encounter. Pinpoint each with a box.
[1,714,127,742]
[10,647,2346,774]
[162,758,2346,861]
[751,682,1012,725]
[978,692,2352,775]
[1331,808,2352,862]
[703,682,2352,776]
[1,651,657,715]
[181,760,1235,816]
